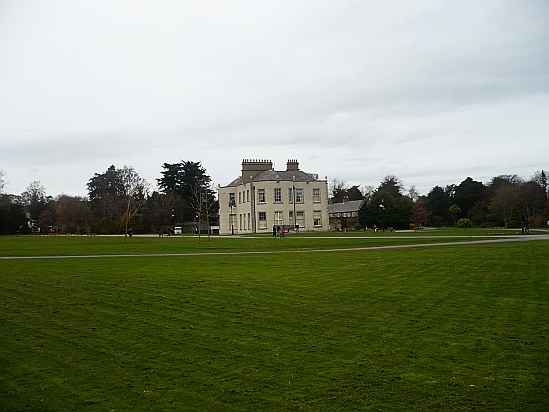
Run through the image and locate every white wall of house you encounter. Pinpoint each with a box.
[218,162,329,235]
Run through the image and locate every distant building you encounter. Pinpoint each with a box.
[328,197,364,230]
[218,159,329,235]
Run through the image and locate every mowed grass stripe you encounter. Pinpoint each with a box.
[1,236,543,260]
[1,240,548,411]
[2,228,543,257]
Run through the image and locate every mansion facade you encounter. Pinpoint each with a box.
[218,159,329,235]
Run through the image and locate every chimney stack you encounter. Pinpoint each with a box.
[241,159,273,183]
[286,159,299,172]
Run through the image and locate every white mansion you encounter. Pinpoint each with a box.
[218,159,329,235]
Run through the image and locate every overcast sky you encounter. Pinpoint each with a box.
[1,0,548,198]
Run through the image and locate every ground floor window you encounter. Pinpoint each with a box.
[313,211,322,227]
[296,211,305,230]
[258,211,267,229]
[274,211,283,227]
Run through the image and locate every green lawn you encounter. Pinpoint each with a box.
[1,232,548,411]
[1,227,544,257]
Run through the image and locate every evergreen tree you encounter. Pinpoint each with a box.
[449,204,462,226]
[453,177,487,218]
[358,175,414,230]
[0,194,26,235]
[157,161,218,224]
[425,185,451,225]
[87,165,125,232]
[507,203,521,228]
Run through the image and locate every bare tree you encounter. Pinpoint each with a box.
[37,210,55,234]
[407,185,420,203]
[362,185,375,202]
[120,166,151,242]
[488,181,519,227]
[21,180,47,206]
[55,195,90,233]
[531,170,548,195]
[191,180,217,243]
[329,178,348,202]
[0,170,6,194]
[21,181,52,223]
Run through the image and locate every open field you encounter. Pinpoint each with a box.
[1,227,547,257]
[1,230,548,411]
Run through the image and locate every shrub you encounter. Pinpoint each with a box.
[457,218,472,228]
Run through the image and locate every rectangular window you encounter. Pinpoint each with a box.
[296,211,305,229]
[229,193,235,207]
[313,188,321,203]
[243,214,246,230]
[230,214,236,230]
[239,214,243,230]
[258,188,265,203]
[248,213,251,230]
[288,188,293,203]
[258,211,267,229]
[274,211,283,227]
[246,190,249,203]
[238,192,242,204]
[295,188,304,203]
[274,188,282,203]
[313,211,322,227]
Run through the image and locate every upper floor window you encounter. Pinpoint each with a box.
[258,188,265,203]
[288,188,293,203]
[229,193,236,207]
[274,188,282,203]
[295,188,304,203]
[313,188,321,203]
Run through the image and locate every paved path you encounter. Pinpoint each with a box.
[1,235,546,260]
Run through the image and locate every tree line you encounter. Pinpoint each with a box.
[1,167,548,235]
[330,171,548,230]
[0,162,218,236]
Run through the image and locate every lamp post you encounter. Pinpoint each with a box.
[229,199,235,235]
[250,176,256,233]
[292,176,297,232]
[379,199,385,233]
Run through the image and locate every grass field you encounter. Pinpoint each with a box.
[0,227,543,257]
[1,230,548,411]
